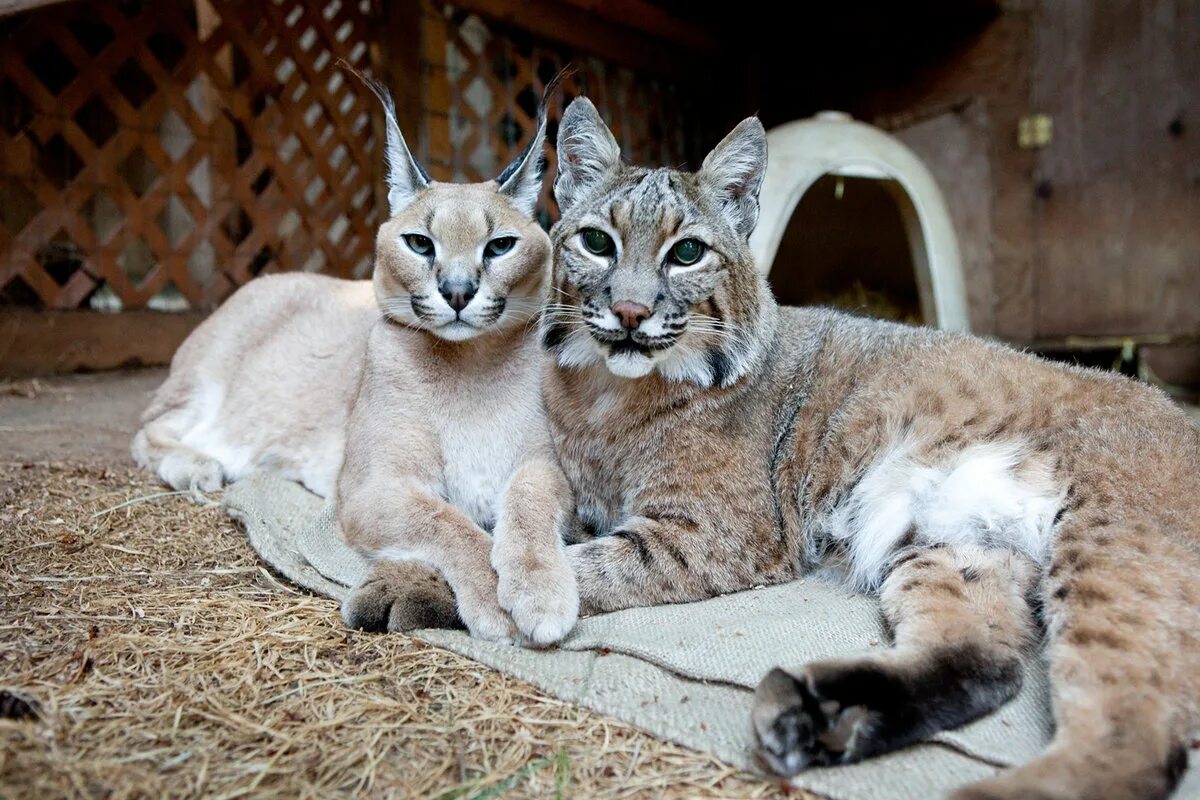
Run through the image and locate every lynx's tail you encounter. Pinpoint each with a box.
[955,512,1198,800]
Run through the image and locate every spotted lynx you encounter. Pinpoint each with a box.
[541,97,1200,799]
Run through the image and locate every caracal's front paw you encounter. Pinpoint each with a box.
[457,596,518,644]
[158,452,224,494]
[341,561,463,633]
[495,549,580,647]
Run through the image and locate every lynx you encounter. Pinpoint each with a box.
[539,97,1200,799]
[133,75,577,645]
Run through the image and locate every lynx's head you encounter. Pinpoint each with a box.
[544,98,774,386]
[361,76,552,341]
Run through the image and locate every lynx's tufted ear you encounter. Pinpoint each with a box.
[699,117,767,239]
[349,69,431,215]
[554,97,621,213]
[495,70,569,218]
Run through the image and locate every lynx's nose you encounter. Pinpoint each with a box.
[611,301,651,330]
[439,279,476,312]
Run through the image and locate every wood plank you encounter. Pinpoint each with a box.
[1031,0,1200,338]
[441,0,712,78]
[893,102,998,336]
[0,0,66,17]
[555,0,717,51]
[378,0,425,151]
[0,310,204,376]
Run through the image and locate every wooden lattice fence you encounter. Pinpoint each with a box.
[0,0,714,346]
[418,0,703,225]
[0,0,383,312]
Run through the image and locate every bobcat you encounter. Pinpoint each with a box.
[540,97,1200,799]
[133,75,577,646]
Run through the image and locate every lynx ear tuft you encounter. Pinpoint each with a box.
[554,97,621,214]
[699,117,767,239]
[496,68,570,218]
[344,65,430,214]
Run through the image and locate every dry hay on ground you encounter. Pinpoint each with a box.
[0,462,797,799]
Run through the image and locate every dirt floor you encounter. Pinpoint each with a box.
[0,371,791,799]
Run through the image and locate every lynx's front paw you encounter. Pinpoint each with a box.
[341,561,463,633]
[494,546,579,647]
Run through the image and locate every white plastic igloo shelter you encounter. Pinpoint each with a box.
[750,112,970,332]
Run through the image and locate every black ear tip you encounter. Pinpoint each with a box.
[542,64,575,103]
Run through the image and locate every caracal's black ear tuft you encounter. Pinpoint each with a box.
[495,66,573,218]
[342,62,431,215]
[554,94,621,214]
[699,117,767,239]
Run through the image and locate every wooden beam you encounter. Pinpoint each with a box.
[442,0,715,79]
[375,0,424,145]
[0,311,205,377]
[0,0,67,18]
[555,0,717,51]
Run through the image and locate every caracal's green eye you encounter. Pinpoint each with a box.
[485,236,517,257]
[581,228,615,256]
[404,234,433,256]
[669,238,705,266]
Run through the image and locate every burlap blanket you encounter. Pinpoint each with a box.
[223,472,1200,799]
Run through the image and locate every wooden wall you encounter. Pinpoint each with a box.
[844,0,1199,345]
[1030,0,1200,340]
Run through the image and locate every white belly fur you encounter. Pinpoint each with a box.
[824,437,1064,590]
[439,415,529,531]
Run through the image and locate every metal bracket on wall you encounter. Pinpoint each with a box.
[1018,114,1053,149]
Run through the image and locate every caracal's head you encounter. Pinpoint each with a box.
[362,76,553,342]
[544,97,770,386]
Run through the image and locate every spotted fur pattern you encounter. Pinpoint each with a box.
[542,97,1200,798]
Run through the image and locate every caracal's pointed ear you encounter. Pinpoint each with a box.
[346,66,430,215]
[496,68,570,218]
[553,96,620,213]
[699,117,767,239]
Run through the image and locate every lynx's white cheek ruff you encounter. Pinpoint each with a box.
[606,350,656,378]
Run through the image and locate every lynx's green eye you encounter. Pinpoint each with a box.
[669,238,705,266]
[404,234,433,256]
[485,236,516,257]
[581,228,615,256]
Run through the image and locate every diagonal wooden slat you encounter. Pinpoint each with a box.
[2,0,706,317]
[1,0,381,311]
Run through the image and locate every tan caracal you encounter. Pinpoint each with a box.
[134,75,577,646]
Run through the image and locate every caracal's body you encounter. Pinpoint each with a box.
[134,73,578,646]
[132,272,375,496]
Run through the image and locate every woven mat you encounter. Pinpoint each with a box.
[223,472,1200,799]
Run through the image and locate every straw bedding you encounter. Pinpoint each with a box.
[0,461,795,798]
